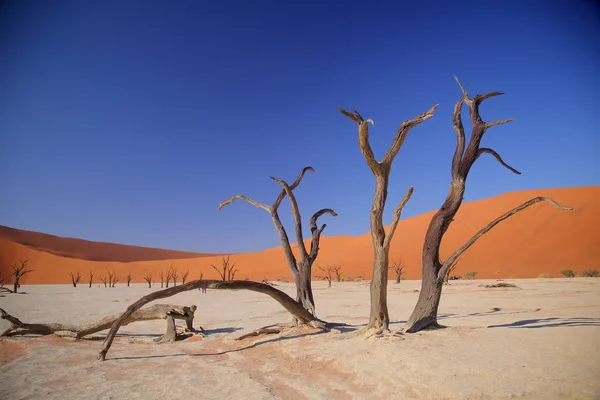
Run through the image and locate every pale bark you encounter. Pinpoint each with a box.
[97,279,326,361]
[405,77,574,333]
[0,304,198,340]
[339,104,436,332]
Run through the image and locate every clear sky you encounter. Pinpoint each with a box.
[1,0,598,253]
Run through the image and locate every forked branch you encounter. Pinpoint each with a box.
[438,197,575,283]
[308,208,338,261]
[271,176,309,260]
[383,186,414,249]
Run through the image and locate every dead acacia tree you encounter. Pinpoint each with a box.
[111,273,118,288]
[219,166,337,318]
[332,266,342,282]
[316,266,333,288]
[97,279,328,361]
[0,271,12,294]
[165,268,172,288]
[126,273,132,287]
[390,259,405,284]
[69,272,81,287]
[88,270,94,288]
[99,273,108,288]
[1,304,199,342]
[405,78,574,333]
[209,255,238,281]
[181,270,189,284]
[160,270,165,288]
[168,265,178,286]
[143,271,152,288]
[339,105,437,333]
[11,260,34,293]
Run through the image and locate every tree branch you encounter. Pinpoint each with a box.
[437,197,575,283]
[218,195,271,212]
[382,104,439,165]
[272,166,315,210]
[271,176,309,260]
[308,208,338,261]
[383,186,414,249]
[338,107,379,174]
[98,280,326,361]
[477,148,521,175]
[451,97,466,176]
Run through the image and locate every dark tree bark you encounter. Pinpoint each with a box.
[219,167,337,319]
[88,271,94,288]
[97,279,326,361]
[126,273,132,287]
[339,105,437,332]
[11,260,33,293]
[405,78,574,333]
[0,304,198,340]
[69,272,81,287]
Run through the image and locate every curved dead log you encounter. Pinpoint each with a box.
[0,304,198,339]
[98,279,326,361]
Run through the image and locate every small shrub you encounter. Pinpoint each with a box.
[580,269,599,278]
[464,271,478,280]
[560,269,576,278]
[538,273,553,278]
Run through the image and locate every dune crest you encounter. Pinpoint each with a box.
[0,186,597,284]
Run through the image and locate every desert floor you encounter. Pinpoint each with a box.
[0,278,599,400]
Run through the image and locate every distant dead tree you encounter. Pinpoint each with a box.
[316,266,333,288]
[160,270,165,288]
[390,259,405,284]
[332,266,342,282]
[88,270,94,288]
[209,255,238,281]
[143,271,152,288]
[219,166,337,318]
[107,270,118,288]
[170,265,178,286]
[0,271,12,294]
[11,260,34,293]
[99,273,108,288]
[126,273,132,287]
[339,104,436,333]
[405,77,574,333]
[181,270,189,284]
[69,272,81,287]
[199,270,203,280]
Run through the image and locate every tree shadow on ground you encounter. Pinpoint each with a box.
[438,307,541,321]
[108,329,325,361]
[487,317,600,329]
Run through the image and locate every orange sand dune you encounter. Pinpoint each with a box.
[0,225,216,262]
[0,186,597,284]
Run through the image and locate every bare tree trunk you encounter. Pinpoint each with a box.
[97,279,326,361]
[219,167,337,321]
[1,304,198,339]
[405,78,574,333]
[339,105,436,333]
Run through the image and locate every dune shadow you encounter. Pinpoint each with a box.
[487,317,600,329]
[108,329,326,361]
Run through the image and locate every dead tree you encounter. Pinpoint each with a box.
[339,105,437,333]
[107,270,115,288]
[69,272,81,287]
[209,255,238,281]
[1,304,199,342]
[219,166,337,318]
[405,78,574,333]
[143,271,152,288]
[99,273,108,288]
[160,270,164,288]
[97,280,328,361]
[165,268,171,288]
[0,271,13,294]
[111,274,118,288]
[126,273,132,287]
[88,270,94,288]
[11,260,34,293]
[170,265,178,286]
[181,270,189,284]
[317,266,333,288]
[332,266,342,282]
[391,259,404,284]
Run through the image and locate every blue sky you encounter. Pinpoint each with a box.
[1,0,598,253]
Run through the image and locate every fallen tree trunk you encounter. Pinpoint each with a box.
[98,279,326,361]
[0,304,198,341]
